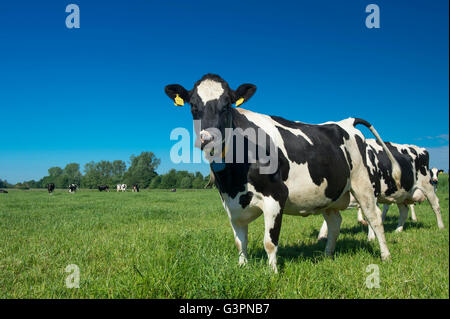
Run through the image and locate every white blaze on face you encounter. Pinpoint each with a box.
[431,168,439,182]
[196,79,224,105]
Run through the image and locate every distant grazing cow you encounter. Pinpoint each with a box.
[165,73,401,271]
[117,184,127,192]
[319,140,444,241]
[132,184,140,192]
[170,188,176,192]
[68,184,77,193]
[98,185,109,192]
[430,167,444,192]
[47,183,55,194]
[0,190,8,193]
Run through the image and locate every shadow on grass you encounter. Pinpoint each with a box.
[250,237,378,272]
[309,215,427,239]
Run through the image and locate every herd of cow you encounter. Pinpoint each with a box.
[165,73,447,272]
[0,73,447,274]
[44,183,140,193]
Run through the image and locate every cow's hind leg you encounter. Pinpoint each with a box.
[410,204,417,222]
[381,204,390,222]
[230,221,248,266]
[263,197,283,273]
[357,207,368,226]
[351,188,391,261]
[322,210,342,257]
[318,220,328,240]
[395,204,409,232]
[421,184,445,229]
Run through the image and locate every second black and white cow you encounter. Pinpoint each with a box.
[319,140,445,241]
[165,74,401,272]
[47,183,55,194]
[430,167,444,192]
[0,189,8,193]
[98,185,109,192]
[68,184,77,193]
[132,184,140,192]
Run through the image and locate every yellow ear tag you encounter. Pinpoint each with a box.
[174,94,184,106]
[235,98,244,107]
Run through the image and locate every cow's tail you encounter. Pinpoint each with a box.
[353,118,402,188]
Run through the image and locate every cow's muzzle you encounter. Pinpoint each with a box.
[199,130,221,151]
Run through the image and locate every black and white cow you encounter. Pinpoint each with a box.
[98,185,109,192]
[165,74,401,272]
[0,189,8,193]
[319,139,445,240]
[132,184,140,192]
[68,184,77,193]
[117,184,127,192]
[47,183,55,194]
[430,167,444,192]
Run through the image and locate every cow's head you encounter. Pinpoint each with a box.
[165,74,256,152]
[430,168,444,183]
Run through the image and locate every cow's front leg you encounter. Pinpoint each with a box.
[230,221,248,266]
[263,198,283,273]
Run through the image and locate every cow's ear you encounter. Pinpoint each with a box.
[232,84,256,107]
[438,169,444,174]
[165,84,190,107]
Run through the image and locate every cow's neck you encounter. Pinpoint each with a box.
[209,108,255,198]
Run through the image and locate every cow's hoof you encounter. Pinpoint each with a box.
[381,254,392,262]
[238,257,248,266]
[324,251,335,259]
[395,227,403,233]
[412,218,417,222]
[271,265,278,274]
[317,236,327,241]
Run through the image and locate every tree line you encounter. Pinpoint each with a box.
[1,152,211,190]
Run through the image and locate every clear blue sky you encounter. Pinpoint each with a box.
[0,0,448,183]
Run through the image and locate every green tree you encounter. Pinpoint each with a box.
[160,169,177,189]
[63,163,82,186]
[47,166,64,187]
[179,176,192,189]
[192,176,206,189]
[124,152,160,188]
[150,175,161,189]
[82,161,100,189]
[0,179,11,188]
[112,160,127,184]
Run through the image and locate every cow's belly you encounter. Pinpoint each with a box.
[377,180,413,204]
[283,163,350,214]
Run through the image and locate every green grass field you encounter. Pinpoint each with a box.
[0,177,448,299]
